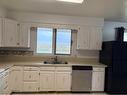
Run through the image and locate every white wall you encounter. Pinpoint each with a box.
[7,11,104,26]
[103,21,127,41]
[0,7,7,17]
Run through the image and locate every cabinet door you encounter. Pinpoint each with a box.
[92,71,105,91]
[0,70,10,94]
[19,23,30,48]
[89,27,102,50]
[55,72,71,91]
[3,18,18,47]
[40,71,55,91]
[3,70,10,94]
[0,76,4,94]
[77,26,90,50]
[23,82,39,92]
[10,67,23,92]
[23,71,39,82]
[0,18,2,47]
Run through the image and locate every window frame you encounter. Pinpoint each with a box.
[54,29,72,55]
[36,28,73,55]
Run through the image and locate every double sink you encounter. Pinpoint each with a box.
[43,56,68,65]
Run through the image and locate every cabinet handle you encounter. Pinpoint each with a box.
[17,43,20,45]
[29,75,31,78]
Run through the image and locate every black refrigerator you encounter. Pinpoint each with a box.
[100,41,127,94]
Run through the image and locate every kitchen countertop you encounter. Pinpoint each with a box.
[0,61,107,73]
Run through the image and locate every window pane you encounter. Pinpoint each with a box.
[37,28,53,53]
[124,31,127,42]
[56,29,71,54]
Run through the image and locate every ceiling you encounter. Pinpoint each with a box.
[0,0,126,21]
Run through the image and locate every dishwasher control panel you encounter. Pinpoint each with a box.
[72,66,93,70]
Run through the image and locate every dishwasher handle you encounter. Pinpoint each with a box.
[72,66,93,70]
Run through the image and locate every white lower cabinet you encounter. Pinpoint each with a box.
[0,65,105,93]
[92,67,105,91]
[23,66,39,92]
[24,71,39,81]
[40,71,55,91]
[23,82,39,92]
[55,72,71,91]
[10,66,23,92]
[39,67,72,92]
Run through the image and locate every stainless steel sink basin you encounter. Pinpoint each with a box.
[44,61,68,64]
[43,56,68,64]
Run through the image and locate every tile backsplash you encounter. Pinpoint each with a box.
[0,50,33,56]
[0,55,99,64]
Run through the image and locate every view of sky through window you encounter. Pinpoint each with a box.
[56,29,71,54]
[37,28,53,53]
[37,28,71,55]
[124,31,127,42]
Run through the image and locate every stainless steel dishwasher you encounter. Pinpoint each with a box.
[71,66,93,92]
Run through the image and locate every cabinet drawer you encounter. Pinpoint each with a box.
[93,67,105,72]
[24,67,38,71]
[23,82,39,92]
[56,67,72,71]
[40,67,55,71]
[24,71,39,81]
[12,66,22,71]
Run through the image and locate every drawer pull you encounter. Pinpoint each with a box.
[29,75,31,78]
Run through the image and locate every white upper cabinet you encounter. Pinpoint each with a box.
[0,18,2,46]
[77,26,90,50]
[77,25,103,50]
[2,18,18,47]
[89,26,103,50]
[19,23,30,48]
[0,18,30,48]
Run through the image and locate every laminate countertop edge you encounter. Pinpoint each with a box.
[0,62,107,74]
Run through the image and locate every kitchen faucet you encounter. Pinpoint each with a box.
[53,56,58,62]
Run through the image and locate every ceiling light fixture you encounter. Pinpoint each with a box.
[56,0,84,3]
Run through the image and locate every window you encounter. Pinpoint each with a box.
[37,28,53,54]
[55,29,71,54]
[36,28,72,55]
[124,31,127,42]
